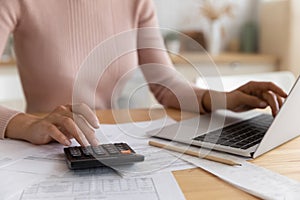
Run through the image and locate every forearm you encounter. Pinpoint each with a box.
[202,90,227,112]
[150,83,211,114]
[5,113,38,142]
[153,84,228,114]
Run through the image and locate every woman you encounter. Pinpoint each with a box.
[0,0,287,146]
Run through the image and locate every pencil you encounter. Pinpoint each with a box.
[148,140,242,166]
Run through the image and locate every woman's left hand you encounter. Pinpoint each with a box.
[226,81,288,116]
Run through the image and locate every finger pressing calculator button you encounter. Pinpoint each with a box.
[70,147,82,157]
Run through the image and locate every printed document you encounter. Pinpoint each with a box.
[1,117,191,200]
[20,169,185,200]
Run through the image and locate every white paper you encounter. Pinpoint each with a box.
[158,139,300,200]
[0,170,48,200]
[96,116,178,145]
[0,117,190,200]
[0,139,40,168]
[112,142,195,177]
[95,117,195,177]
[24,143,66,162]
[20,171,185,200]
[184,157,300,200]
[0,140,70,200]
[1,141,69,177]
[2,158,68,176]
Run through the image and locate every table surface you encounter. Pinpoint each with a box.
[169,52,278,65]
[96,108,300,200]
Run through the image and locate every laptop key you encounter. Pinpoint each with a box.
[217,140,232,146]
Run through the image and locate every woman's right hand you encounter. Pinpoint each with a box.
[5,104,100,146]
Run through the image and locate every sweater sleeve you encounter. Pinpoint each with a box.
[0,107,21,139]
[0,0,22,139]
[136,0,207,113]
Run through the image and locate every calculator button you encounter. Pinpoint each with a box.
[70,147,82,157]
[102,144,119,154]
[115,143,129,151]
[121,150,132,154]
[81,146,93,156]
[92,146,106,155]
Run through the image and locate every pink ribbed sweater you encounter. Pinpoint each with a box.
[0,0,206,139]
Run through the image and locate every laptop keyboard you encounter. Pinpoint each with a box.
[192,114,273,150]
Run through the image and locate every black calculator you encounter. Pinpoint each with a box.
[64,143,144,170]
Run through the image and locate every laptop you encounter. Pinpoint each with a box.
[148,77,300,158]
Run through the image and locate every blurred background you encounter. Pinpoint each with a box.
[153,0,300,78]
[1,0,299,110]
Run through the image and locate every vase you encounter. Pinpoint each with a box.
[166,40,181,54]
[207,20,222,55]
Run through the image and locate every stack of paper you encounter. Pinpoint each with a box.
[0,117,189,200]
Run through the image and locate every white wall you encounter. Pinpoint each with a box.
[153,0,260,48]
[259,0,300,76]
[0,66,26,111]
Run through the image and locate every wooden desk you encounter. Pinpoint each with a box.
[96,108,300,200]
[0,60,16,66]
[170,52,278,66]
